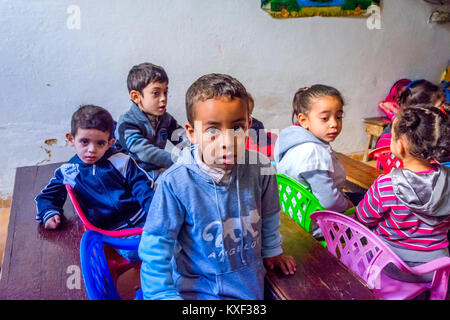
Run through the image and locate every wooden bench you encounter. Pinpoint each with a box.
[1,160,379,300]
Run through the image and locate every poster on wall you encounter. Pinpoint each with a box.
[261,0,381,18]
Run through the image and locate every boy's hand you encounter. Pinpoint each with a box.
[263,254,296,275]
[44,215,61,230]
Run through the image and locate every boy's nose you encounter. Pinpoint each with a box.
[221,130,235,150]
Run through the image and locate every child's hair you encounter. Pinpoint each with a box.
[397,79,444,108]
[393,104,450,163]
[185,73,249,125]
[71,105,114,137]
[127,62,168,94]
[247,92,255,114]
[292,84,344,124]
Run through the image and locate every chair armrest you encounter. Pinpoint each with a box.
[408,257,450,275]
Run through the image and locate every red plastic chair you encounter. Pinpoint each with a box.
[310,210,450,300]
[65,185,142,237]
[246,132,277,161]
[65,185,142,283]
[369,146,403,173]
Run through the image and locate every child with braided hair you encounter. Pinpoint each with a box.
[357,104,450,282]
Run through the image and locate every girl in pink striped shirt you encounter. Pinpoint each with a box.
[357,105,450,282]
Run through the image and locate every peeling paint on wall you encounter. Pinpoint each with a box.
[45,139,58,146]
[36,138,58,165]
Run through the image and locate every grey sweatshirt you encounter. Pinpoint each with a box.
[274,125,349,213]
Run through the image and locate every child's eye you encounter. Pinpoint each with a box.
[233,125,244,132]
[321,117,329,121]
[205,128,220,137]
[97,141,106,147]
[153,92,160,97]
[80,139,89,145]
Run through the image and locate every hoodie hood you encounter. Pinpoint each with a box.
[274,125,327,163]
[391,165,450,226]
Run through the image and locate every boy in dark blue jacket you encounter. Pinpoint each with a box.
[115,62,186,181]
[35,105,155,236]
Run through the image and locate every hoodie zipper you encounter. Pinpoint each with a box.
[92,164,96,176]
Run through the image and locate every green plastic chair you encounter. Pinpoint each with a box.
[276,174,356,247]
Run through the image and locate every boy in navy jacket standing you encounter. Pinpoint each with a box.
[35,105,155,235]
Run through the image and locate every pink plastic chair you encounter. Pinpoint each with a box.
[369,146,403,173]
[310,210,450,300]
[65,185,142,237]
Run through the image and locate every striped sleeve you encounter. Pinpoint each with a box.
[356,175,388,226]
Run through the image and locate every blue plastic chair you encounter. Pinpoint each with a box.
[80,230,142,300]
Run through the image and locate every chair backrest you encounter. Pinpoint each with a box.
[368,146,403,173]
[310,210,418,290]
[276,174,323,232]
[65,185,143,237]
[80,230,141,300]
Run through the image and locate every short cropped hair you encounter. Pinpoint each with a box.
[185,73,249,125]
[127,62,168,94]
[71,105,114,137]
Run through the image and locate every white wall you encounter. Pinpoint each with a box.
[0,0,449,198]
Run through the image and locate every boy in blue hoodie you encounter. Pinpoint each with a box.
[115,62,186,181]
[35,105,155,250]
[138,73,296,300]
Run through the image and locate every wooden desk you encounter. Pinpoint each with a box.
[0,163,87,300]
[362,117,390,162]
[265,213,377,300]
[337,152,383,190]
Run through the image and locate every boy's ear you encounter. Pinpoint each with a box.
[108,138,115,148]
[129,90,141,105]
[184,122,197,144]
[297,113,309,129]
[66,133,75,146]
[247,116,252,132]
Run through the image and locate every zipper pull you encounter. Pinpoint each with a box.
[93,164,96,176]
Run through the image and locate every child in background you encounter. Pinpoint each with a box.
[357,105,450,282]
[138,73,296,300]
[35,105,156,260]
[247,93,266,145]
[376,79,446,149]
[246,93,274,159]
[115,62,185,181]
[274,85,355,216]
